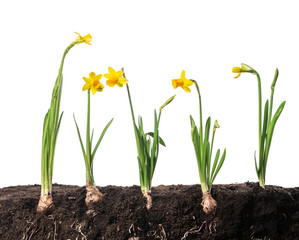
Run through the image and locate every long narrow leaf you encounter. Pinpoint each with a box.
[254,151,259,176]
[259,100,269,171]
[146,132,166,147]
[91,118,114,160]
[73,114,87,162]
[211,148,226,184]
[263,101,286,168]
[210,149,220,181]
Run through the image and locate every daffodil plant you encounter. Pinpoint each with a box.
[172,70,226,214]
[104,67,175,209]
[37,33,92,213]
[73,72,113,207]
[233,63,286,188]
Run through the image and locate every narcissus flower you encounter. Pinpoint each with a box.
[232,63,257,79]
[83,72,104,95]
[213,120,220,131]
[172,70,194,93]
[75,32,92,45]
[104,67,128,87]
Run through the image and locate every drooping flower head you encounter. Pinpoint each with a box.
[213,120,220,132]
[83,72,104,95]
[104,67,128,87]
[232,63,257,79]
[172,70,194,93]
[75,32,92,45]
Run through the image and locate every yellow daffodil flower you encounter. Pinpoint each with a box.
[232,63,257,78]
[83,72,104,95]
[232,67,242,79]
[75,32,92,45]
[172,70,194,93]
[104,67,128,87]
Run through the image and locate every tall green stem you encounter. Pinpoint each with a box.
[256,74,263,180]
[126,84,136,124]
[191,80,203,139]
[86,90,94,186]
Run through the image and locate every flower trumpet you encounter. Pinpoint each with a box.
[173,70,226,215]
[232,64,286,188]
[73,72,113,209]
[37,32,92,213]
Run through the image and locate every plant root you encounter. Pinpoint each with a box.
[36,194,54,213]
[181,221,206,240]
[201,191,217,215]
[147,224,167,240]
[85,185,103,208]
[22,220,40,240]
[71,220,87,240]
[128,223,140,240]
[142,191,152,210]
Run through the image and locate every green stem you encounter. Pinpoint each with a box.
[126,84,136,124]
[191,80,203,140]
[256,74,263,174]
[85,90,94,186]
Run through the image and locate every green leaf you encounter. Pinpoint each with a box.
[73,114,87,163]
[146,132,166,147]
[263,101,286,168]
[254,151,259,176]
[211,149,220,181]
[90,128,94,149]
[91,118,114,160]
[211,148,226,184]
[259,100,269,171]
[204,117,211,143]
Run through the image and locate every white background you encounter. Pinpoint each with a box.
[0,0,298,189]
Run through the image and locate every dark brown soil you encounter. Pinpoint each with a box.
[0,182,298,240]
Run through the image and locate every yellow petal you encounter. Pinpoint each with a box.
[234,72,241,79]
[82,34,92,45]
[116,70,123,78]
[95,74,102,81]
[104,73,111,79]
[182,86,191,93]
[180,70,186,80]
[116,82,124,87]
[83,77,89,83]
[89,72,96,79]
[118,77,128,85]
[83,83,91,91]
[91,87,97,95]
[184,79,193,86]
[108,67,116,75]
